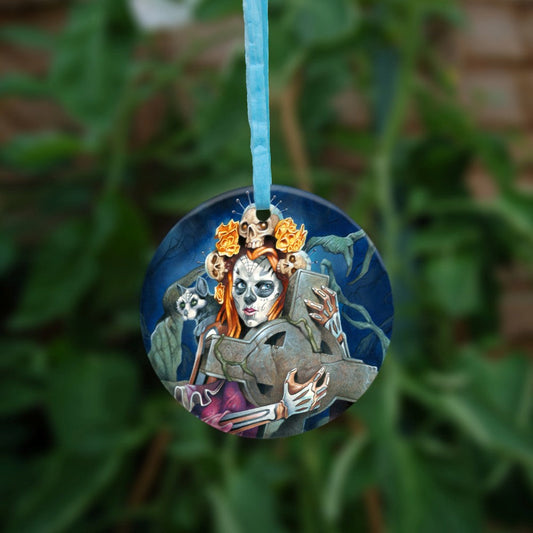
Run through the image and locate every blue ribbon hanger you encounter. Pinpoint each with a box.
[243,0,271,214]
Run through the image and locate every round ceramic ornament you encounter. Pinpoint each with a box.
[140,186,393,438]
[140,0,393,438]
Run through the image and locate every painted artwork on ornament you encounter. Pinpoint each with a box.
[140,186,393,438]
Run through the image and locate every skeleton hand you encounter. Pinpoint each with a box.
[279,367,330,418]
[217,367,329,433]
[305,286,339,325]
[305,286,349,357]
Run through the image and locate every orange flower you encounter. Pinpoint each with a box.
[215,220,240,257]
[274,217,307,253]
[214,283,225,304]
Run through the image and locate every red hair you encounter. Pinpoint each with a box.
[216,246,288,338]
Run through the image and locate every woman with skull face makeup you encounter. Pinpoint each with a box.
[175,223,329,437]
[217,246,288,338]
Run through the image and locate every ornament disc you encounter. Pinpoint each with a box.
[141,186,393,438]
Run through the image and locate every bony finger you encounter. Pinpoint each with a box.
[295,397,310,407]
[309,313,323,322]
[293,385,312,400]
[285,368,298,383]
[316,289,328,301]
[316,386,328,397]
[313,367,326,382]
[322,286,336,297]
[317,380,328,392]
[312,287,328,300]
[305,300,323,311]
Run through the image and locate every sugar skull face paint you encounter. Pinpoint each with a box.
[232,255,283,328]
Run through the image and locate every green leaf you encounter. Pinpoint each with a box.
[0,26,56,49]
[0,74,51,98]
[476,133,515,191]
[411,224,479,255]
[421,0,465,25]
[168,409,214,459]
[268,16,304,89]
[458,349,532,422]
[49,0,137,136]
[193,59,250,166]
[9,220,98,329]
[439,394,533,466]
[425,252,481,316]
[401,361,533,468]
[0,381,43,417]
[47,353,139,453]
[416,89,473,140]
[0,133,83,171]
[90,195,150,310]
[7,451,124,533]
[150,173,250,214]
[0,341,47,415]
[382,437,482,533]
[287,0,359,47]
[0,233,16,276]
[195,0,241,20]
[322,434,367,525]
[208,486,244,533]
[495,193,533,247]
[210,453,288,533]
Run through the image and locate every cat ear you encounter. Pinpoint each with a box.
[176,284,187,296]
[196,277,209,298]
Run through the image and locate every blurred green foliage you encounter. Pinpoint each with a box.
[1,0,532,531]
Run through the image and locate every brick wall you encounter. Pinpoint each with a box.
[0,2,68,145]
[458,1,533,349]
[459,1,533,187]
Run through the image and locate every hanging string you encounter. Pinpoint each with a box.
[243,0,271,215]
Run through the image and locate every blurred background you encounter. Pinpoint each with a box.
[1,0,532,531]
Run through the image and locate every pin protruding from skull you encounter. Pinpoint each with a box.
[239,205,281,249]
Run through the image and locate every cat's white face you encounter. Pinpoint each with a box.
[176,289,207,320]
[232,256,283,328]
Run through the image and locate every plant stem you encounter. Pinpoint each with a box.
[279,69,313,192]
[374,5,420,279]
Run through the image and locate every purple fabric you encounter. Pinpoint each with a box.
[189,380,259,438]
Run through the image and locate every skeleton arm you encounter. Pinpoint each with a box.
[220,367,329,434]
[305,286,350,357]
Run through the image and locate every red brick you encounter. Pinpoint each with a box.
[510,133,533,165]
[0,98,71,143]
[518,9,533,57]
[0,5,71,142]
[465,166,499,200]
[158,17,243,70]
[331,89,370,129]
[518,72,533,122]
[500,290,533,340]
[460,69,527,127]
[517,171,533,192]
[498,264,533,341]
[461,4,526,63]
